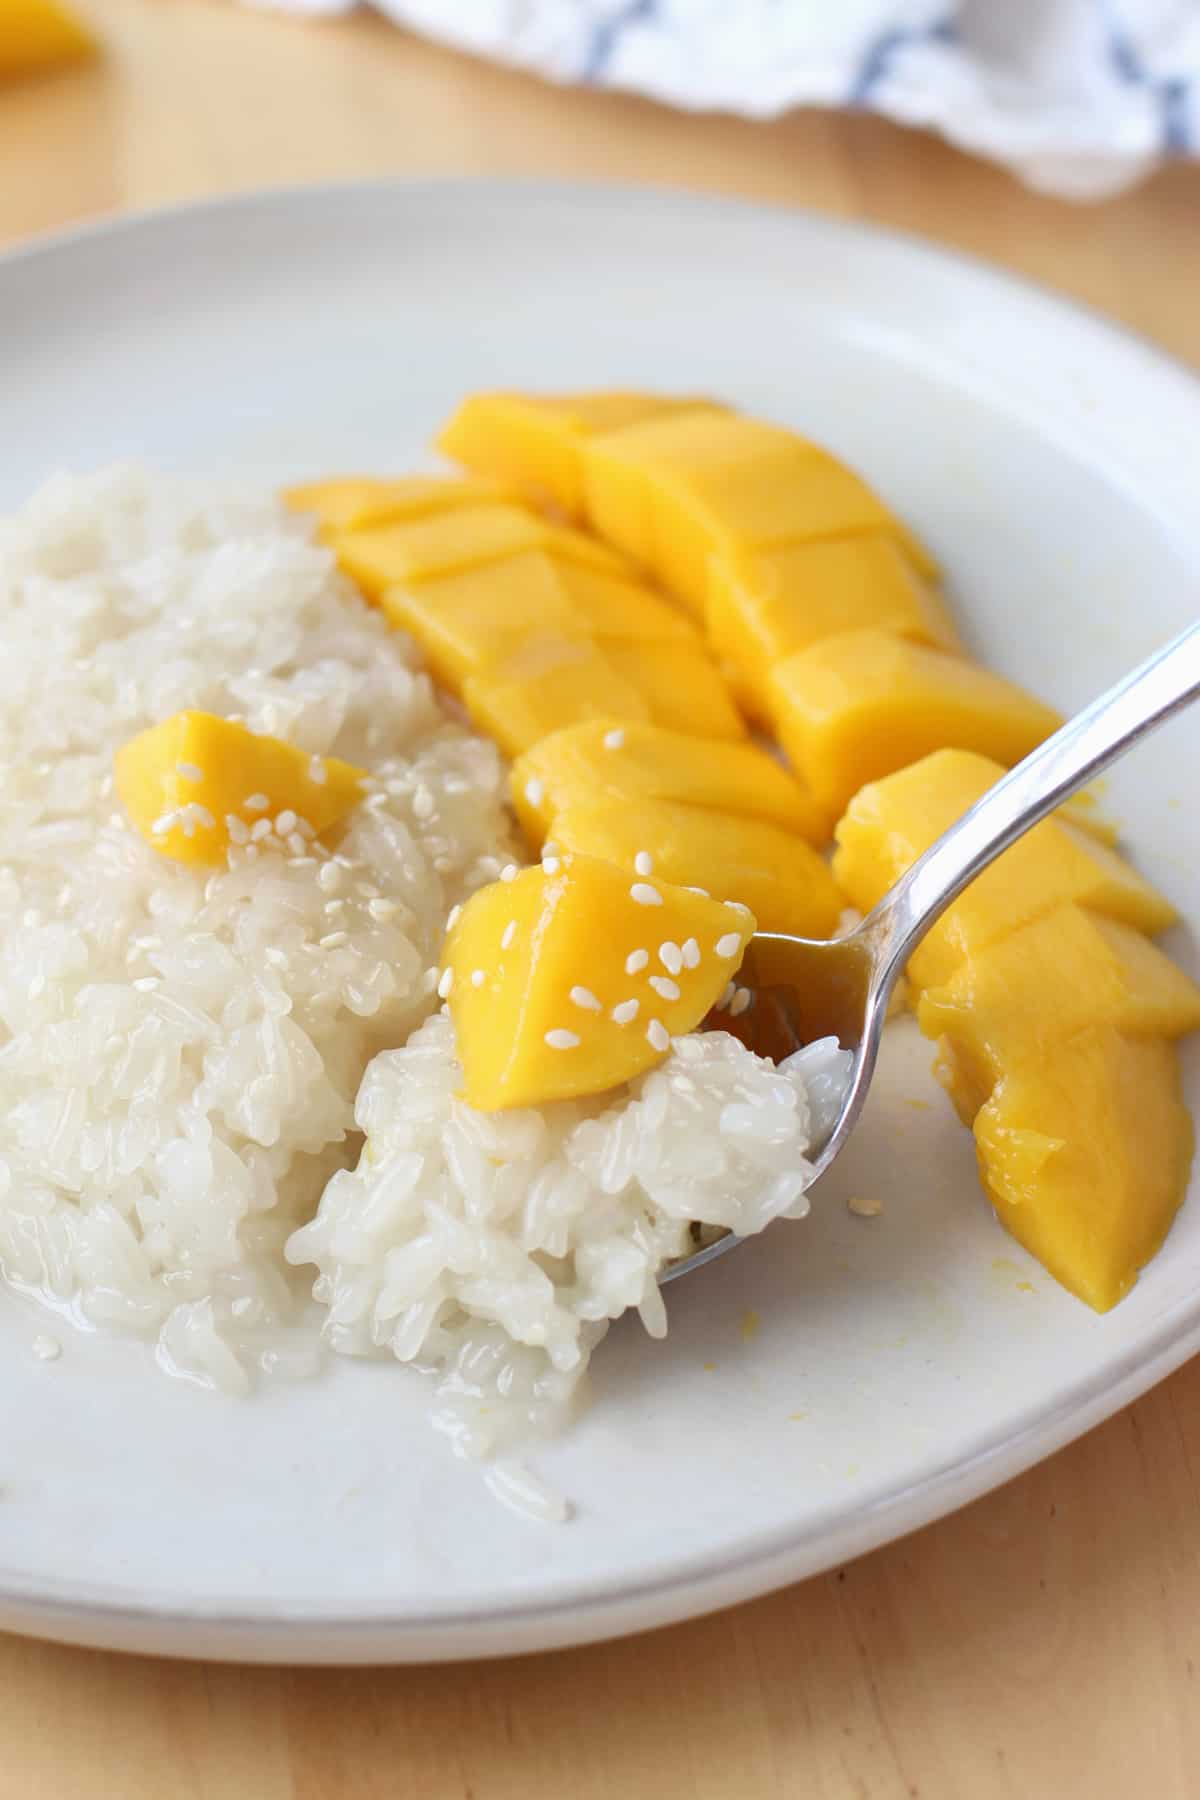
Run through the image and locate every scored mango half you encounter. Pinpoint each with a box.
[115,710,365,867]
[443,852,756,1109]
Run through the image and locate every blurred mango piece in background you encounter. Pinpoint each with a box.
[0,0,95,79]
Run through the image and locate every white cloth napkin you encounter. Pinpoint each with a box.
[256,0,1200,197]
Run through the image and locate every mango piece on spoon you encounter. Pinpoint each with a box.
[116,710,365,867]
[442,853,756,1109]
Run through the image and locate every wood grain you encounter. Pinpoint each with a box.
[2,5,1199,1796]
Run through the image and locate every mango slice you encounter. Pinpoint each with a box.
[437,392,711,516]
[443,853,756,1109]
[283,474,513,535]
[551,798,843,939]
[115,711,365,867]
[974,1029,1193,1312]
[706,535,962,720]
[550,560,696,643]
[332,503,627,601]
[603,639,746,741]
[771,630,1063,818]
[0,0,94,77]
[511,720,828,850]
[833,750,1177,991]
[918,905,1200,1124]
[462,640,650,759]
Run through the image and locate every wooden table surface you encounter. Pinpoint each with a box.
[3,5,1200,1795]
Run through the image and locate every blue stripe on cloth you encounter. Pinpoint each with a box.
[1101,1,1194,155]
[849,16,955,109]
[582,0,657,84]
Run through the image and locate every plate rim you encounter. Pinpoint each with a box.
[2,174,1199,1663]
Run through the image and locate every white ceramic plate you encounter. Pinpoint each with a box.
[2,181,1198,1664]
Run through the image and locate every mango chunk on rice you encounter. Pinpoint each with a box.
[769,628,1063,819]
[551,797,843,940]
[283,474,516,535]
[443,852,756,1109]
[115,710,365,867]
[0,0,94,78]
[436,391,711,517]
[512,718,828,850]
[833,749,1177,992]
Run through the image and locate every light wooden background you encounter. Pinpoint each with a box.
[2,5,1200,1796]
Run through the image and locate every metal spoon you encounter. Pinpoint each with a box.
[663,620,1200,1286]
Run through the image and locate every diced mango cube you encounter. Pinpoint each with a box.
[974,1029,1193,1312]
[332,504,627,601]
[917,905,1200,1124]
[706,535,961,720]
[379,553,584,696]
[511,720,828,850]
[603,640,746,741]
[443,853,756,1108]
[282,474,514,535]
[551,798,843,939]
[462,639,649,759]
[770,629,1063,817]
[0,0,94,77]
[437,392,712,516]
[833,750,1177,990]
[115,711,365,867]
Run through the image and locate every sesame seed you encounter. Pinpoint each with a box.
[728,901,752,916]
[317,862,342,893]
[250,819,274,842]
[634,850,654,877]
[308,756,328,786]
[543,857,562,875]
[446,904,462,930]
[716,981,736,1010]
[500,921,517,950]
[524,777,546,807]
[715,932,742,959]
[729,987,752,1016]
[625,948,649,975]
[275,810,298,837]
[569,985,602,1012]
[602,728,625,750]
[244,793,269,813]
[287,832,307,856]
[150,811,178,836]
[684,886,710,897]
[650,975,681,1001]
[368,898,398,921]
[471,969,486,988]
[630,882,662,906]
[226,813,250,845]
[319,931,349,949]
[681,937,701,969]
[499,862,519,883]
[437,968,454,999]
[658,941,683,975]
[646,1019,669,1053]
[545,1028,581,1050]
[175,761,203,783]
[611,998,639,1025]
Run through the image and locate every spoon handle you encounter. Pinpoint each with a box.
[869,620,1200,986]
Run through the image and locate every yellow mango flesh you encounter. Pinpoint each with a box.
[283,474,513,535]
[332,504,627,601]
[462,640,650,759]
[974,1029,1193,1312]
[444,853,756,1109]
[511,719,828,850]
[706,535,961,720]
[551,561,696,643]
[437,392,711,516]
[0,0,93,76]
[602,639,747,741]
[551,797,843,939]
[771,629,1063,818]
[833,750,1177,991]
[115,711,365,867]
[918,905,1200,1125]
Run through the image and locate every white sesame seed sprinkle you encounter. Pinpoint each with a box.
[611,998,640,1025]
[244,793,269,813]
[728,901,752,916]
[150,811,178,836]
[308,756,328,786]
[684,885,710,897]
[499,862,519,883]
[717,981,736,1010]
[603,728,625,750]
[225,813,250,845]
[715,932,742,958]
[500,921,517,950]
[471,969,486,988]
[275,810,298,837]
[545,1028,581,1050]
[729,987,752,1016]
[625,948,649,974]
[524,776,546,807]
[634,850,654,877]
[630,882,662,907]
[437,968,454,999]
[646,1018,669,1052]
[650,975,681,1001]
[569,985,602,1011]
[175,761,204,783]
[682,937,701,969]
[250,818,274,842]
[446,904,462,931]
[319,931,349,950]
[658,941,683,975]
[543,857,562,875]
